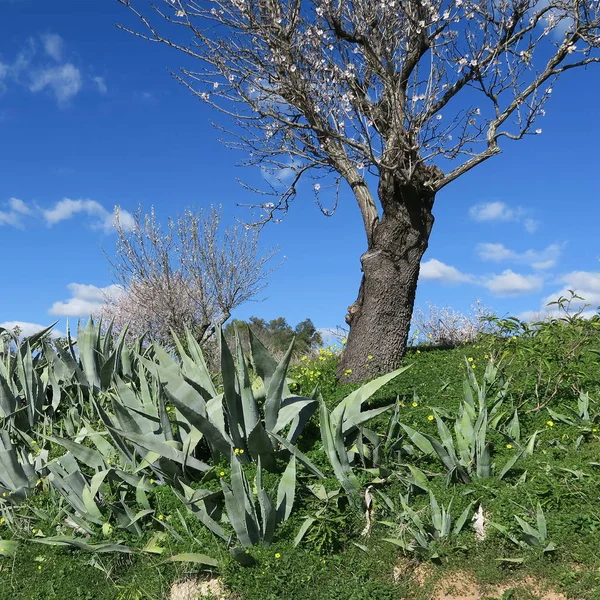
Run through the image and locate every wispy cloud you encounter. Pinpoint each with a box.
[0,197,33,227]
[469,201,538,233]
[49,283,124,317]
[420,259,474,284]
[0,33,102,107]
[2,196,134,233]
[41,33,64,62]
[476,242,563,270]
[92,75,107,94]
[29,63,82,106]
[43,198,134,233]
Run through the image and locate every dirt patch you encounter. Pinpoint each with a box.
[432,572,569,600]
[169,576,230,600]
[392,556,434,586]
[392,561,571,600]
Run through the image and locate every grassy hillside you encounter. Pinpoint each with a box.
[1,315,600,600]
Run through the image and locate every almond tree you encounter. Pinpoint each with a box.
[102,205,277,346]
[117,0,600,381]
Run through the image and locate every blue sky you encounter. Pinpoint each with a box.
[1,0,599,340]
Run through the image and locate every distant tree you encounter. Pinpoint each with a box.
[118,0,600,381]
[224,316,323,359]
[101,205,278,347]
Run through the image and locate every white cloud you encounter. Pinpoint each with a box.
[516,271,600,322]
[477,243,514,262]
[469,201,537,233]
[0,197,32,227]
[0,210,19,226]
[29,63,82,106]
[516,308,598,323]
[469,201,523,222]
[43,198,134,233]
[92,75,107,94]
[420,259,474,284]
[9,197,31,215]
[41,33,64,62]
[476,242,563,270]
[115,209,135,231]
[483,269,544,297]
[1,34,102,106]
[0,320,64,339]
[543,271,600,308]
[49,283,124,317]
[524,219,539,234]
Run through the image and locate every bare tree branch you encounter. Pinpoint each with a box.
[116,0,600,233]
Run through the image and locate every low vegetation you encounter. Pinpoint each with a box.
[1,299,600,600]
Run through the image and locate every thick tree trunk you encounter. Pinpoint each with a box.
[337,176,436,382]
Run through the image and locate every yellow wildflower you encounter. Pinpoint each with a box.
[412,401,418,407]
[219,471,225,477]
[344,369,352,375]
[468,357,474,362]
[427,415,434,422]
[506,444,512,449]
[367,355,373,360]
[274,553,281,559]
[547,420,554,427]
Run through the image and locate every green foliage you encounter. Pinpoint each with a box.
[491,503,555,554]
[381,490,473,560]
[224,316,323,360]
[3,309,600,599]
[400,360,527,483]
[482,292,600,409]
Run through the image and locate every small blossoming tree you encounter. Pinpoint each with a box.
[101,205,277,347]
[411,300,493,347]
[118,0,600,381]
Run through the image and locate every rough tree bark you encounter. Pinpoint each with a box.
[337,169,436,381]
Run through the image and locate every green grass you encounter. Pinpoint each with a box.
[3,320,600,600]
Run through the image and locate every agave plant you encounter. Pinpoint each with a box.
[401,360,530,483]
[129,326,323,475]
[381,491,473,559]
[221,452,297,548]
[546,391,598,434]
[491,502,555,553]
[0,430,37,502]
